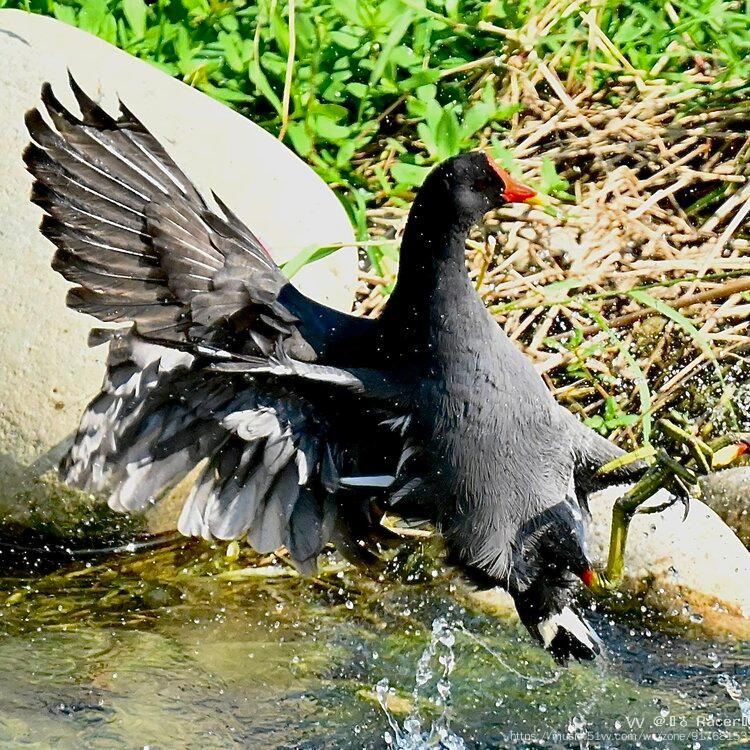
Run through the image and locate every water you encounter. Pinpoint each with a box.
[1,540,749,749]
[376,617,465,749]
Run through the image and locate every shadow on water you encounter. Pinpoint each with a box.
[0,539,749,749]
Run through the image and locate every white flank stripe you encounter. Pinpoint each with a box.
[340,475,396,488]
[557,606,600,648]
[539,607,600,649]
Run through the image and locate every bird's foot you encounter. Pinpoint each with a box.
[583,423,750,598]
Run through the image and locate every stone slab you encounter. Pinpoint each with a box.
[588,486,750,635]
[700,467,750,548]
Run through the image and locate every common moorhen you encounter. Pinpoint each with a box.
[24,79,645,662]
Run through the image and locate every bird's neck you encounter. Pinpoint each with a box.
[385,196,478,323]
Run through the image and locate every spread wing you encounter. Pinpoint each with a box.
[23,75,372,361]
[24,78,404,573]
[61,331,407,573]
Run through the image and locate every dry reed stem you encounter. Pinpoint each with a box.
[354,57,750,445]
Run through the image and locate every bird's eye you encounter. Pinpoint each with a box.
[473,178,490,191]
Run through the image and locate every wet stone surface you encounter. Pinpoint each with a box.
[701,467,750,548]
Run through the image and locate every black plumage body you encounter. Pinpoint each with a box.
[23,78,646,661]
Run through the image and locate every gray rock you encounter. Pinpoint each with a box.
[0,10,357,519]
[700,467,750,548]
[587,486,750,636]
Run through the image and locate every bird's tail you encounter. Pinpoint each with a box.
[511,576,602,663]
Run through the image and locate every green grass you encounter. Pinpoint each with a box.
[4,0,750,252]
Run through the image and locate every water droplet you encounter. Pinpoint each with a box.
[437,677,450,701]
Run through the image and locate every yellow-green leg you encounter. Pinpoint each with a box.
[584,424,750,598]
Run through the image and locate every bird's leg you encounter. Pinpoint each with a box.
[584,424,750,597]
[583,461,667,595]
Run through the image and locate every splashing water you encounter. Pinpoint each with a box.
[718,673,750,722]
[376,618,466,749]
[566,714,590,750]
[455,622,560,686]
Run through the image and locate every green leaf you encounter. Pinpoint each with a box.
[435,107,461,159]
[173,25,193,65]
[270,7,290,55]
[78,0,108,34]
[322,80,346,102]
[312,115,350,140]
[423,95,443,133]
[494,103,522,121]
[287,122,313,156]
[391,162,431,187]
[310,103,349,120]
[490,140,522,175]
[390,45,419,68]
[399,69,441,90]
[100,13,118,44]
[416,121,438,158]
[584,415,606,434]
[330,0,364,25]
[281,244,343,279]
[368,12,414,85]
[539,157,574,200]
[122,0,147,38]
[336,139,357,168]
[346,82,369,98]
[329,31,361,50]
[199,83,251,104]
[460,101,494,140]
[415,83,437,102]
[249,58,282,114]
[53,4,78,25]
[218,31,244,73]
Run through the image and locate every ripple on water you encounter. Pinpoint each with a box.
[1,553,750,749]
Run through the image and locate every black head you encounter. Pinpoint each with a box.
[393,151,539,289]
[519,509,601,663]
[417,151,538,228]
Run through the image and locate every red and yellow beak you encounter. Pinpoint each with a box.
[484,154,540,204]
[494,165,540,204]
